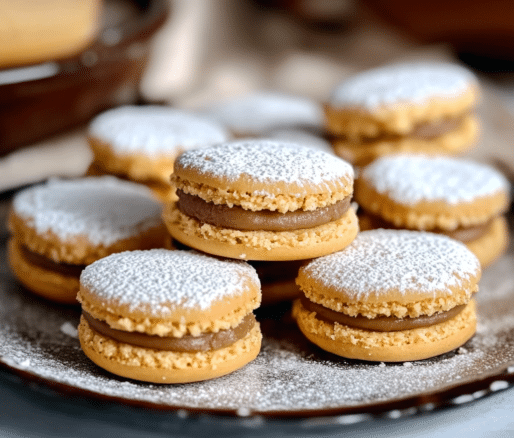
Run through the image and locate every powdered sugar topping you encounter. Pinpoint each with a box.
[361,155,509,205]
[13,177,163,246]
[204,92,324,135]
[89,106,229,156]
[80,249,259,314]
[176,140,353,187]
[330,63,477,110]
[301,229,480,300]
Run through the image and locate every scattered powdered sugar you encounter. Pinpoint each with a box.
[80,249,259,314]
[204,92,324,135]
[329,62,477,110]
[264,128,334,154]
[89,106,229,156]
[60,322,78,338]
[13,177,163,246]
[361,155,509,205]
[301,229,480,300]
[0,230,512,415]
[176,140,353,188]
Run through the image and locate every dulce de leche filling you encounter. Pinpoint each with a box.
[409,117,465,140]
[20,244,85,278]
[361,211,494,243]
[301,296,466,332]
[83,312,256,352]
[177,190,351,231]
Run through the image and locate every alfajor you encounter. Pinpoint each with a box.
[163,140,358,261]
[78,249,262,383]
[325,63,480,166]
[87,105,230,201]
[293,229,481,362]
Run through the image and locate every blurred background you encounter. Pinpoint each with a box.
[1,0,514,192]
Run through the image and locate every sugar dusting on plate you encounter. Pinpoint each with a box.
[0,236,512,414]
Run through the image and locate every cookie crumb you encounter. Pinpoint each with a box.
[403,362,413,367]
[458,347,468,354]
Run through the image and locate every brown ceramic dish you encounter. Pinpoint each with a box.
[0,0,168,156]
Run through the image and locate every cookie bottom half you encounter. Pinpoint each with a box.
[466,216,509,268]
[163,205,359,261]
[331,114,478,167]
[79,316,262,383]
[8,238,80,304]
[86,161,177,203]
[293,299,477,362]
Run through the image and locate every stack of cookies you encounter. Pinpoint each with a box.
[163,139,359,303]
[324,62,480,167]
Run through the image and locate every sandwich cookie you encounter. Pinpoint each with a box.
[204,92,324,137]
[8,177,166,304]
[355,155,510,267]
[325,63,480,166]
[78,249,262,383]
[293,229,481,362]
[87,105,230,201]
[163,140,358,261]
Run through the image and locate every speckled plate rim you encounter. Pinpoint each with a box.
[1,357,514,422]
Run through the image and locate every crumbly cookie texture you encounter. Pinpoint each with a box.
[89,105,229,156]
[297,229,480,317]
[79,317,261,371]
[11,177,163,248]
[332,115,478,167]
[79,249,261,332]
[172,140,354,212]
[173,178,351,213]
[329,63,477,110]
[165,205,357,251]
[293,299,475,349]
[79,293,259,337]
[360,155,509,206]
[204,92,324,135]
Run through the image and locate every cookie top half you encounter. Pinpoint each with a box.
[297,229,481,318]
[326,63,479,137]
[172,140,354,213]
[88,105,229,157]
[78,249,261,337]
[9,177,164,263]
[355,155,510,230]
[330,63,477,110]
[204,92,324,136]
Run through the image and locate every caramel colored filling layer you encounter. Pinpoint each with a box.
[301,296,466,332]
[177,190,351,231]
[83,312,256,352]
[332,116,466,144]
[361,211,494,243]
[20,244,85,278]
[409,117,464,140]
